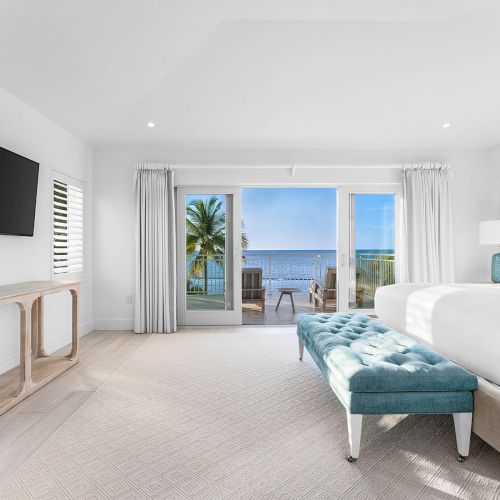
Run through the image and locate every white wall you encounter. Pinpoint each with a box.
[447,149,496,282]
[489,145,500,217]
[93,146,497,329]
[0,86,93,374]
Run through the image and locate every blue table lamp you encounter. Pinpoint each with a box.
[479,220,500,283]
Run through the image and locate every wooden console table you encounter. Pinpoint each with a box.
[0,281,79,415]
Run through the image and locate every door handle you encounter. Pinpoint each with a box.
[340,253,346,268]
[235,245,243,270]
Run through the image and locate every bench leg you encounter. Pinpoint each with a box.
[347,413,363,461]
[298,339,304,360]
[453,412,472,461]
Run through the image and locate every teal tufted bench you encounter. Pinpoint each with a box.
[296,312,478,462]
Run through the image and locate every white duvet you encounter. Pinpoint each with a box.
[375,283,500,386]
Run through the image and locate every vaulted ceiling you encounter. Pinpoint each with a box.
[1,0,499,149]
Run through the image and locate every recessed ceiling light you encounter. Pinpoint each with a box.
[147,122,155,128]
[442,122,451,129]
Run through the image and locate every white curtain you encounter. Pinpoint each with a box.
[401,163,454,283]
[134,163,176,333]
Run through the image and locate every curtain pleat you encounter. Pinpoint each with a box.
[401,163,454,283]
[134,163,176,333]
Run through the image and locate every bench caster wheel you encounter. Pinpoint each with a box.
[347,456,357,463]
[299,357,303,361]
[457,455,466,463]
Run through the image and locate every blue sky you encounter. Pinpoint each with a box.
[354,193,395,251]
[242,188,394,250]
[185,189,395,250]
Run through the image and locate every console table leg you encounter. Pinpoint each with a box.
[36,297,48,357]
[31,297,48,358]
[69,288,79,361]
[31,298,38,357]
[17,299,35,396]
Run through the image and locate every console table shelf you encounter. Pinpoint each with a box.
[0,280,79,415]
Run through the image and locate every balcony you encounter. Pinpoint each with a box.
[186,252,395,324]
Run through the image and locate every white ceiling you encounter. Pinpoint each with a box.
[1,0,500,149]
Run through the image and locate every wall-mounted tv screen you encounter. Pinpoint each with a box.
[0,146,39,236]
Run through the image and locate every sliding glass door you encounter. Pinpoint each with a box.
[337,186,401,313]
[176,184,399,324]
[177,187,242,325]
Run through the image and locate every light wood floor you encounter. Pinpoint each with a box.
[0,330,150,486]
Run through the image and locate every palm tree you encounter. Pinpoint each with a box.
[241,221,249,251]
[186,196,225,294]
[186,196,248,294]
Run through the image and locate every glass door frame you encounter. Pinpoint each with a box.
[176,186,242,326]
[337,184,402,313]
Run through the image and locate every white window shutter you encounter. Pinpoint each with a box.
[53,179,84,275]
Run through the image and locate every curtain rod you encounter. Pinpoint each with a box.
[168,163,403,170]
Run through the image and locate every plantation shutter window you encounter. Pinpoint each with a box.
[53,178,84,275]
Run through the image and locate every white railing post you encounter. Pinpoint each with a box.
[268,254,272,296]
[314,255,318,283]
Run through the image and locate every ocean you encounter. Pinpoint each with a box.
[187,249,394,294]
[243,249,394,262]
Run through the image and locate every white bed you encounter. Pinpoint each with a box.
[375,283,500,452]
[375,283,500,386]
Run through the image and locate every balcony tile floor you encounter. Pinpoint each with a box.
[185,291,374,325]
[242,291,335,325]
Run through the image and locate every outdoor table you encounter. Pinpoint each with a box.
[275,287,300,313]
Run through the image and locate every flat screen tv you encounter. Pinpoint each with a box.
[0,146,39,236]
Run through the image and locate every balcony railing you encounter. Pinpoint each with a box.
[358,254,395,297]
[186,252,395,297]
[243,253,336,294]
[186,254,225,295]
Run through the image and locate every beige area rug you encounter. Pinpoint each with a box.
[1,333,500,499]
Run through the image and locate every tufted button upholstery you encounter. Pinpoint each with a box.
[296,313,478,393]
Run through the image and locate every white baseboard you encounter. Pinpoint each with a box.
[0,355,20,376]
[44,331,75,354]
[81,320,94,335]
[92,319,134,331]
